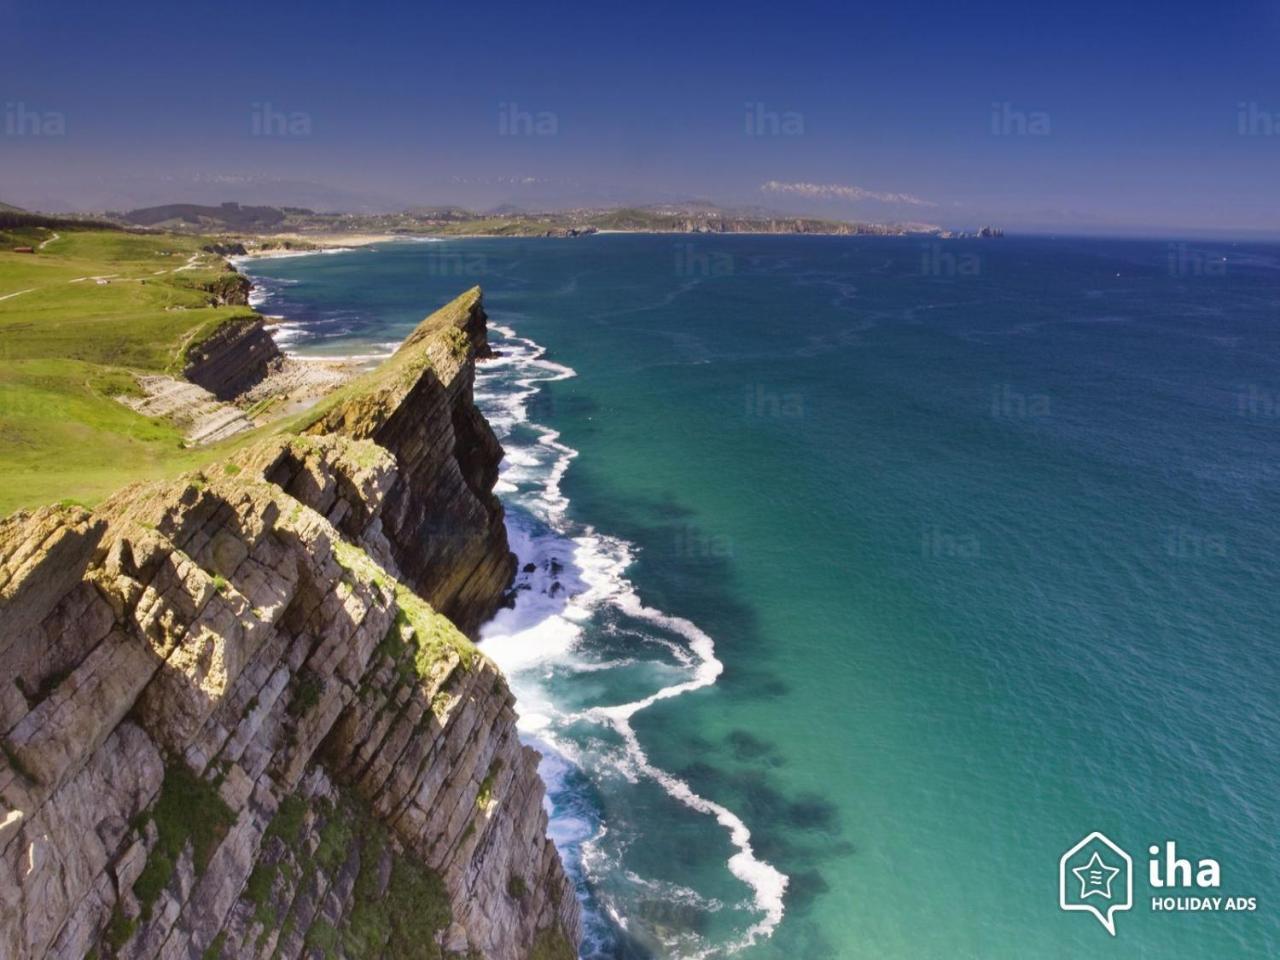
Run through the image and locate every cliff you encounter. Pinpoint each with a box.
[183,316,281,401]
[0,290,580,960]
[299,287,515,638]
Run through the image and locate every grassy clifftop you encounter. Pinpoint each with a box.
[0,229,264,512]
[0,226,582,958]
[293,285,479,438]
[0,229,490,521]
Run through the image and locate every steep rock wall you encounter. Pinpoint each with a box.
[304,286,515,638]
[183,317,281,401]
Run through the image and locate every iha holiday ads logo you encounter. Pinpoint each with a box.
[1059,832,1132,935]
[1059,832,1257,935]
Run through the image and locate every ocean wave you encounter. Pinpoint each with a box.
[243,273,301,310]
[228,258,790,952]
[475,324,788,956]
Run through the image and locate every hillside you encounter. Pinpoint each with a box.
[0,230,278,513]
[0,230,261,511]
[121,202,288,231]
[107,201,940,238]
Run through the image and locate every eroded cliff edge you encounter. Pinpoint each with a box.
[0,288,580,960]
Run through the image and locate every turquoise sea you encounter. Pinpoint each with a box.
[242,234,1279,959]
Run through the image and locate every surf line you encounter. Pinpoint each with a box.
[482,322,789,951]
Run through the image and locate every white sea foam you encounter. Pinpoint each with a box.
[476,323,788,955]
[232,252,789,952]
[268,322,303,344]
[242,273,300,310]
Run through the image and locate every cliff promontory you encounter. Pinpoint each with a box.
[0,289,580,960]
[299,287,515,637]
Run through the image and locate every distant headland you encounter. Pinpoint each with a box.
[0,200,1005,248]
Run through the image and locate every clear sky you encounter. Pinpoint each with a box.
[2,0,1277,233]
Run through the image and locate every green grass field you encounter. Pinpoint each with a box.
[0,228,259,513]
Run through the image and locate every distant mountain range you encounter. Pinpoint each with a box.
[96,201,944,238]
[119,202,291,230]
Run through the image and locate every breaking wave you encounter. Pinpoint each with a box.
[475,322,787,958]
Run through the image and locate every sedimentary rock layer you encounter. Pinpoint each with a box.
[183,317,281,401]
[302,286,516,638]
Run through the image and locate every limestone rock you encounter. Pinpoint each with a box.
[303,287,516,637]
[183,317,281,400]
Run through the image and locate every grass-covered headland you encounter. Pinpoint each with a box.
[0,225,263,512]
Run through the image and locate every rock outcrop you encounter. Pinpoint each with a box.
[183,317,281,401]
[302,286,515,638]
[0,290,579,960]
[120,376,256,446]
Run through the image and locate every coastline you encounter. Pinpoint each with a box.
[235,244,792,956]
[474,321,790,955]
[227,223,950,260]
[0,273,581,958]
[234,232,414,256]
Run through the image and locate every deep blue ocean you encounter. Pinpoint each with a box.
[242,234,1279,959]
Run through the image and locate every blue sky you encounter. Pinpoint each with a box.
[1,0,1277,233]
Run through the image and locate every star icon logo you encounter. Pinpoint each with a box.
[1060,831,1134,935]
[1072,850,1121,899]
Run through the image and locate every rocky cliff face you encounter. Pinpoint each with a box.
[301,286,515,638]
[183,317,281,401]
[0,290,580,960]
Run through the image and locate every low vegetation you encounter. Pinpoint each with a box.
[332,534,479,681]
[0,228,258,512]
[0,226,477,516]
[244,794,308,934]
[132,760,236,921]
[242,784,452,960]
[529,927,577,960]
